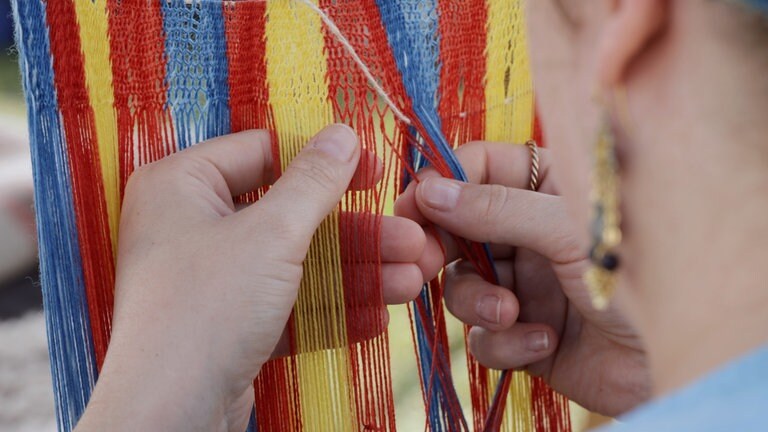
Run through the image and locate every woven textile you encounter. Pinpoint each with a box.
[12,1,571,431]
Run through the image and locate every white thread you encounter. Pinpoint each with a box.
[296,0,413,125]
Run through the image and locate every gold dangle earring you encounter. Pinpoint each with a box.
[584,111,622,310]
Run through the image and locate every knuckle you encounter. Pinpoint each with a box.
[481,184,511,224]
[125,153,211,196]
[124,163,157,196]
[289,156,342,194]
[242,129,271,147]
[548,203,586,263]
[170,153,213,179]
[253,208,302,243]
[552,231,585,264]
[455,142,488,180]
[457,141,486,158]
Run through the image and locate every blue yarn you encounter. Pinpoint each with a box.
[11,1,98,431]
[375,0,497,278]
[245,408,258,432]
[413,289,448,431]
[412,293,449,432]
[375,1,505,428]
[411,297,442,430]
[375,0,469,183]
[412,288,469,431]
[162,0,231,150]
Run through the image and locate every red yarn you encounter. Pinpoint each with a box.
[46,0,116,369]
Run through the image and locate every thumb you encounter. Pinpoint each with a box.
[254,124,361,247]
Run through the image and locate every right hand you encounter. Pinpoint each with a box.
[395,141,651,416]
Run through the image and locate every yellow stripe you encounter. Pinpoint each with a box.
[73,0,120,255]
[484,0,534,144]
[265,1,356,430]
[485,1,536,431]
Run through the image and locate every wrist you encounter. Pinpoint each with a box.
[75,327,258,432]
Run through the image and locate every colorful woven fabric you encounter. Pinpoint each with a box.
[12,1,571,431]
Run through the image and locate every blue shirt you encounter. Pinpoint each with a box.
[597,345,768,431]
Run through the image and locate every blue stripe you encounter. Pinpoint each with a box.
[375,0,468,182]
[410,287,469,431]
[375,0,496,277]
[162,0,231,150]
[11,1,98,431]
[376,2,504,428]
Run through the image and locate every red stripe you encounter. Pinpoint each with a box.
[253,357,303,431]
[223,0,279,175]
[323,1,397,429]
[107,0,176,195]
[437,0,488,146]
[45,0,115,368]
[532,376,572,431]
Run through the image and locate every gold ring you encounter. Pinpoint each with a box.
[526,140,540,192]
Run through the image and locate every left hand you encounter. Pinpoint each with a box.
[76,125,425,432]
[394,141,650,417]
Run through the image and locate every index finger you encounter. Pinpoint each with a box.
[394,141,552,224]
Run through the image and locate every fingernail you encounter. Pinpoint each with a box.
[419,178,460,211]
[312,124,358,162]
[525,331,549,352]
[476,295,501,324]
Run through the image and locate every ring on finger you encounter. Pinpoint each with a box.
[525,140,540,192]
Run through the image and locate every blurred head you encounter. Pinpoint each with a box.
[525,0,768,322]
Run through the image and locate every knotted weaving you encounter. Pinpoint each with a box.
[12,0,572,430]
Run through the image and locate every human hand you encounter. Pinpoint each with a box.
[395,141,651,416]
[76,125,425,432]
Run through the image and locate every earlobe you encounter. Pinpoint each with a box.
[596,0,668,89]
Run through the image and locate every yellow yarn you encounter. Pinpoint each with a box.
[485,1,535,431]
[485,0,534,145]
[73,0,120,256]
[265,1,357,430]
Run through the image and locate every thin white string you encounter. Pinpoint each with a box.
[296,0,413,125]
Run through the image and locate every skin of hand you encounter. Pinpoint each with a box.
[525,0,768,401]
[395,141,651,416]
[75,124,425,432]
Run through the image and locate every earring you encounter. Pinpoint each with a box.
[584,113,622,310]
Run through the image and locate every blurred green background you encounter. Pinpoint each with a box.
[0,0,21,117]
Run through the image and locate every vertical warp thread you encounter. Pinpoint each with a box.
[323,1,399,429]
[162,0,231,150]
[73,0,121,257]
[11,1,98,430]
[46,0,116,371]
[265,1,355,430]
[13,1,574,430]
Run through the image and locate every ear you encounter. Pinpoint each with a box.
[596,0,668,88]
